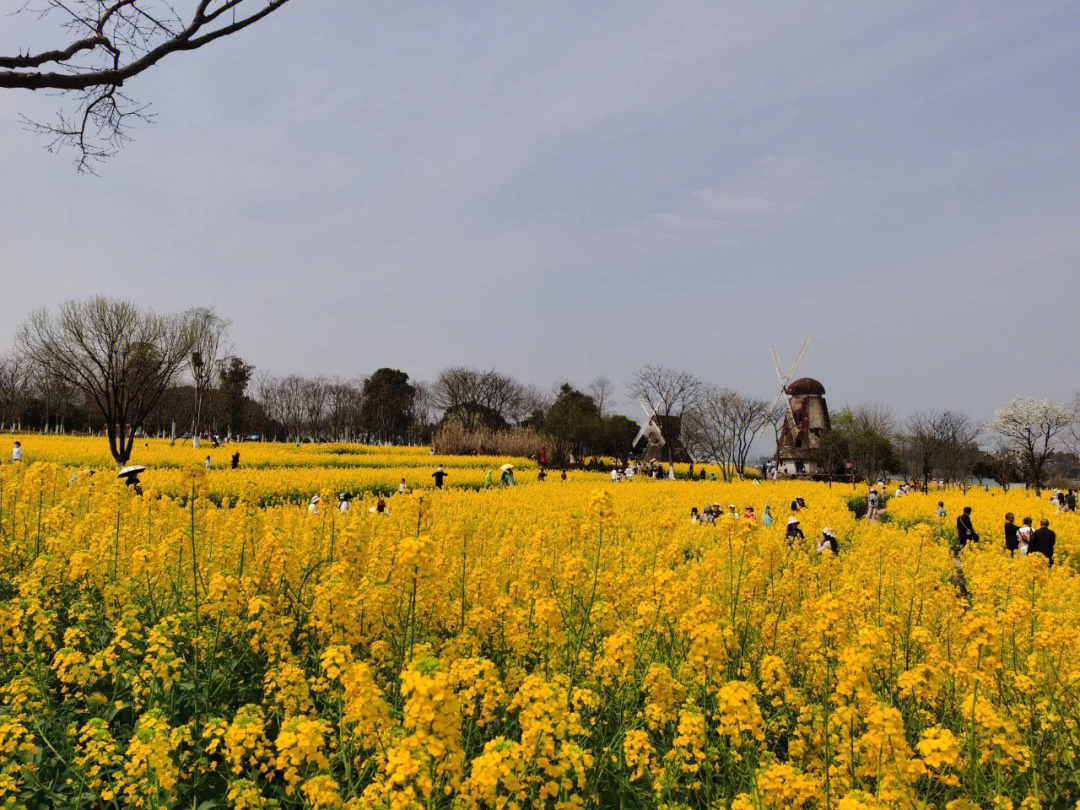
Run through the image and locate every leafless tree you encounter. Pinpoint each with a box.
[683,388,736,481]
[185,306,230,447]
[986,439,1019,492]
[432,367,524,430]
[275,375,306,444]
[2,0,295,170]
[410,381,434,443]
[852,403,896,437]
[627,366,703,464]
[300,377,329,441]
[516,384,551,423]
[932,411,980,487]
[252,372,281,439]
[684,387,771,480]
[902,411,980,489]
[29,365,79,432]
[325,378,364,441]
[16,297,195,465]
[588,376,614,416]
[0,354,30,431]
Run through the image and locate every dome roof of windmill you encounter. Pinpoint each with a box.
[785,378,825,396]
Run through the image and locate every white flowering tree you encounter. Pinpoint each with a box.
[986,397,1076,494]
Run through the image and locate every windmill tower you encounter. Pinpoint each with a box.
[768,338,831,476]
[632,398,692,463]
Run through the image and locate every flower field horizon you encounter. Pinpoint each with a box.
[1,436,1078,808]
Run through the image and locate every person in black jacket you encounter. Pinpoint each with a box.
[956,507,978,548]
[1004,513,1018,556]
[785,517,805,545]
[1030,519,1056,565]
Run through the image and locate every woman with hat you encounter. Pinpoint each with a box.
[785,516,804,545]
[817,527,839,556]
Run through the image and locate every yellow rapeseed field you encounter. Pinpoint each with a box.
[0,436,1078,809]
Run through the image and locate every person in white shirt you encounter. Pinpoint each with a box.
[204,455,212,471]
[817,528,839,555]
[398,478,409,494]
[308,495,320,514]
[610,468,621,483]
[11,442,22,463]
[338,493,352,513]
[1017,517,1034,555]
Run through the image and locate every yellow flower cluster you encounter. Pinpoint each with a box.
[0,437,1078,809]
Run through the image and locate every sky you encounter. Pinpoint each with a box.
[1,1,1078,423]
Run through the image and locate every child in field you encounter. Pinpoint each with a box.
[1017,517,1034,555]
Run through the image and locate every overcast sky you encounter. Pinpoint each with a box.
[1,2,1078,421]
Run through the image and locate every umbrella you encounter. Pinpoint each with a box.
[500,463,514,472]
[117,465,146,478]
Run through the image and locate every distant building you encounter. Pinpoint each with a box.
[635,414,692,462]
[776,378,831,476]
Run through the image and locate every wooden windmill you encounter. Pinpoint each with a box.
[768,337,831,477]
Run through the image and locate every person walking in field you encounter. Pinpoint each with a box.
[483,469,493,489]
[936,501,946,518]
[11,441,22,464]
[231,451,240,469]
[1030,519,1056,565]
[1004,513,1018,556]
[205,455,212,471]
[956,506,978,548]
[1017,517,1034,555]
[867,488,879,520]
[308,495,320,514]
[432,466,447,489]
[399,478,409,493]
[762,504,773,528]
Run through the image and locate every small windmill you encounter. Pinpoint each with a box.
[767,337,811,475]
[631,398,664,454]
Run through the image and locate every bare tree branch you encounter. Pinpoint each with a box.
[1,0,294,168]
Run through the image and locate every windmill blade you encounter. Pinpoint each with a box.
[769,345,785,383]
[789,336,811,379]
[632,425,648,447]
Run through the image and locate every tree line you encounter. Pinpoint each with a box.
[2,297,1078,491]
